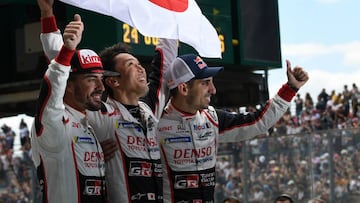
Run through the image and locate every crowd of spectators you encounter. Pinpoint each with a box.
[216,83,360,203]
[1,84,359,203]
[0,119,33,203]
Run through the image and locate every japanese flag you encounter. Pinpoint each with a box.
[59,0,221,58]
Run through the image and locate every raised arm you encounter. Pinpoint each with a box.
[34,15,83,148]
[140,38,178,118]
[38,0,63,61]
[217,60,309,142]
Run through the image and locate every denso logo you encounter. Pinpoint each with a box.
[84,151,104,162]
[127,135,157,147]
[129,161,152,177]
[174,175,199,189]
[173,147,212,159]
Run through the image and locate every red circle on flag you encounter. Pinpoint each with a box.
[149,0,188,12]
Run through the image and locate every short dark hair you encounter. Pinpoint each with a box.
[99,43,130,72]
[169,79,195,98]
[223,197,241,203]
[274,194,294,203]
[98,43,130,97]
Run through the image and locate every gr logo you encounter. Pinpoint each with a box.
[129,161,152,177]
[174,174,199,189]
[84,179,104,195]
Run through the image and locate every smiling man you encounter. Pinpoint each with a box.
[37,0,177,202]
[157,54,309,203]
[31,15,107,203]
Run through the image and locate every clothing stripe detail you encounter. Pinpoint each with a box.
[55,46,75,66]
[153,47,164,115]
[71,141,81,203]
[39,155,49,203]
[114,131,132,203]
[160,145,175,203]
[277,83,296,102]
[203,110,219,127]
[220,100,271,134]
[41,16,58,33]
[36,75,52,137]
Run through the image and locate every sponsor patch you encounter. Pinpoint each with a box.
[162,136,191,144]
[116,121,142,132]
[129,161,152,177]
[83,179,105,196]
[131,193,146,200]
[73,136,94,144]
[196,131,212,141]
[174,174,199,189]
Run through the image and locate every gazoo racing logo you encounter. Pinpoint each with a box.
[174,174,199,189]
[129,161,152,177]
[84,179,105,196]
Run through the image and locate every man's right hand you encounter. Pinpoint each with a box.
[63,14,84,50]
[100,139,118,162]
[37,0,54,18]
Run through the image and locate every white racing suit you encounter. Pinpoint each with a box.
[157,84,297,203]
[31,46,107,202]
[88,38,176,203]
[39,16,177,202]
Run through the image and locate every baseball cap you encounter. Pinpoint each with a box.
[70,49,104,74]
[274,194,294,203]
[165,54,223,89]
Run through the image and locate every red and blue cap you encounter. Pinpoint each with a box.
[165,54,223,89]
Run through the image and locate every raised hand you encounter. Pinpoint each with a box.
[63,14,84,50]
[286,59,309,89]
[100,139,118,162]
[37,0,54,17]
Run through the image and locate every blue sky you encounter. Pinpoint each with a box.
[268,0,360,100]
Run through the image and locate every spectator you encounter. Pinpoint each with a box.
[304,92,314,112]
[274,193,294,203]
[1,124,15,150]
[249,184,265,203]
[19,119,29,148]
[295,93,304,118]
[223,196,241,203]
[351,83,359,116]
